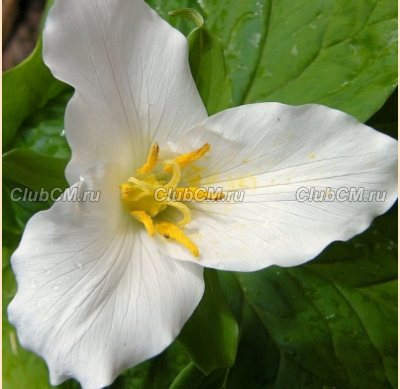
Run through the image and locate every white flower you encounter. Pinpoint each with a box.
[8,0,398,388]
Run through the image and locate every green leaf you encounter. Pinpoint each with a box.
[2,38,71,152]
[178,269,239,374]
[2,186,22,245]
[171,8,233,115]
[3,180,51,231]
[11,90,72,159]
[3,149,68,194]
[170,363,228,389]
[220,288,324,389]
[108,341,191,389]
[217,0,396,121]
[154,0,397,121]
[218,206,397,388]
[3,0,71,153]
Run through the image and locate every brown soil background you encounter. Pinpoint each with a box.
[3,0,45,71]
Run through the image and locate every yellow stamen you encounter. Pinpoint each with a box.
[165,143,210,173]
[131,211,155,236]
[162,160,181,190]
[136,143,159,175]
[120,143,218,258]
[128,177,154,192]
[155,222,199,257]
[166,201,191,225]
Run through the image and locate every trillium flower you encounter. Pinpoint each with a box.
[8,0,397,388]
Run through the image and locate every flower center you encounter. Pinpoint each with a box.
[120,143,223,257]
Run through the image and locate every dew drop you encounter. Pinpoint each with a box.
[74,261,83,269]
[250,32,261,48]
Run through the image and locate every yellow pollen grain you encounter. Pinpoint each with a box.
[136,143,159,175]
[286,177,291,182]
[155,222,199,257]
[309,153,316,159]
[131,211,155,236]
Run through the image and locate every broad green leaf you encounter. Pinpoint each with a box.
[11,90,72,159]
[178,269,239,374]
[171,8,233,114]
[3,149,68,194]
[219,288,325,389]
[2,39,71,152]
[2,247,18,299]
[3,180,50,230]
[170,363,228,389]
[152,0,397,122]
[2,186,22,251]
[3,0,71,152]
[108,341,190,389]
[218,205,397,389]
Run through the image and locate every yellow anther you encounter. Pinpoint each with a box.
[155,222,199,257]
[165,143,210,173]
[136,143,159,175]
[131,211,155,236]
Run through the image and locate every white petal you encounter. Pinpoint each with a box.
[43,0,207,184]
[163,103,398,271]
[8,163,204,389]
